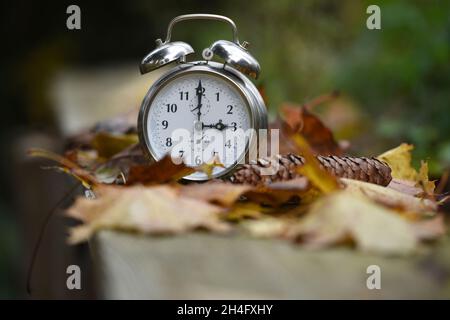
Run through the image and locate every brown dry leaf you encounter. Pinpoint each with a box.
[243,177,310,206]
[342,178,437,214]
[126,154,194,185]
[287,191,419,255]
[277,103,343,156]
[180,181,252,207]
[377,144,435,195]
[28,148,99,188]
[67,185,230,244]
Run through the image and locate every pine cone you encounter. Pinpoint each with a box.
[229,154,392,186]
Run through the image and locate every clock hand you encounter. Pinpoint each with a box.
[202,119,230,131]
[195,80,203,121]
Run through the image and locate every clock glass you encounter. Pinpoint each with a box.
[145,71,252,180]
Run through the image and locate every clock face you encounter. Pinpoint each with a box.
[144,71,252,180]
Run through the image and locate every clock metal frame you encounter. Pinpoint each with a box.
[138,61,267,181]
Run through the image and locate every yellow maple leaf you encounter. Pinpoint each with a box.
[377,144,435,195]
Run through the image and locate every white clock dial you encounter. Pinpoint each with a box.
[146,72,252,180]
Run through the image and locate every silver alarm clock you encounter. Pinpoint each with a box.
[138,14,267,181]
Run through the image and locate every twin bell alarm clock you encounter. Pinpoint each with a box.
[138,14,268,181]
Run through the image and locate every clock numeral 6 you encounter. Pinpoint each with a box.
[195,156,202,165]
[166,103,177,113]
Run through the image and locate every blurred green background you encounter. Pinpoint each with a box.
[0,0,449,298]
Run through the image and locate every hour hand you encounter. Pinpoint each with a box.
[203,119,229,131]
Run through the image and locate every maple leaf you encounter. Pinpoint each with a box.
[342,178,437,214]
[67,185,230,244]
[274,103,344,156]
[126,154,195,185]
[377,144,436,195]
[287,191,423,255]
[28,148,99,188]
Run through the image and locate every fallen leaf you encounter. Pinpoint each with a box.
[241,217,290,238]
[287,191,419,255]
[387,178,422,196]
[243,177,310,206]
[377,144,435,195]
[291,135,341,193]
[377,144,417,181]
[28,148,99,188]
[225,202,264,221]
[126,154,194,185]
[180,181,252,207]
[278,103,343,156]
[67,185,230,243]
[342,178,437,214]
[411,215,446,241]
[195,154,225,178]
[417,161,436,195]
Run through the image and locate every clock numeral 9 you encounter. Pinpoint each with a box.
[166,103,177,113]
[162,120,168,129]
[227,105,233,114]
[179,92,189,100]
[166,137,172,147]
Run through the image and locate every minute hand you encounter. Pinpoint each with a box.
[194,80,203,121]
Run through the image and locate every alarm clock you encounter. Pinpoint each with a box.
[138,14,268,181]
